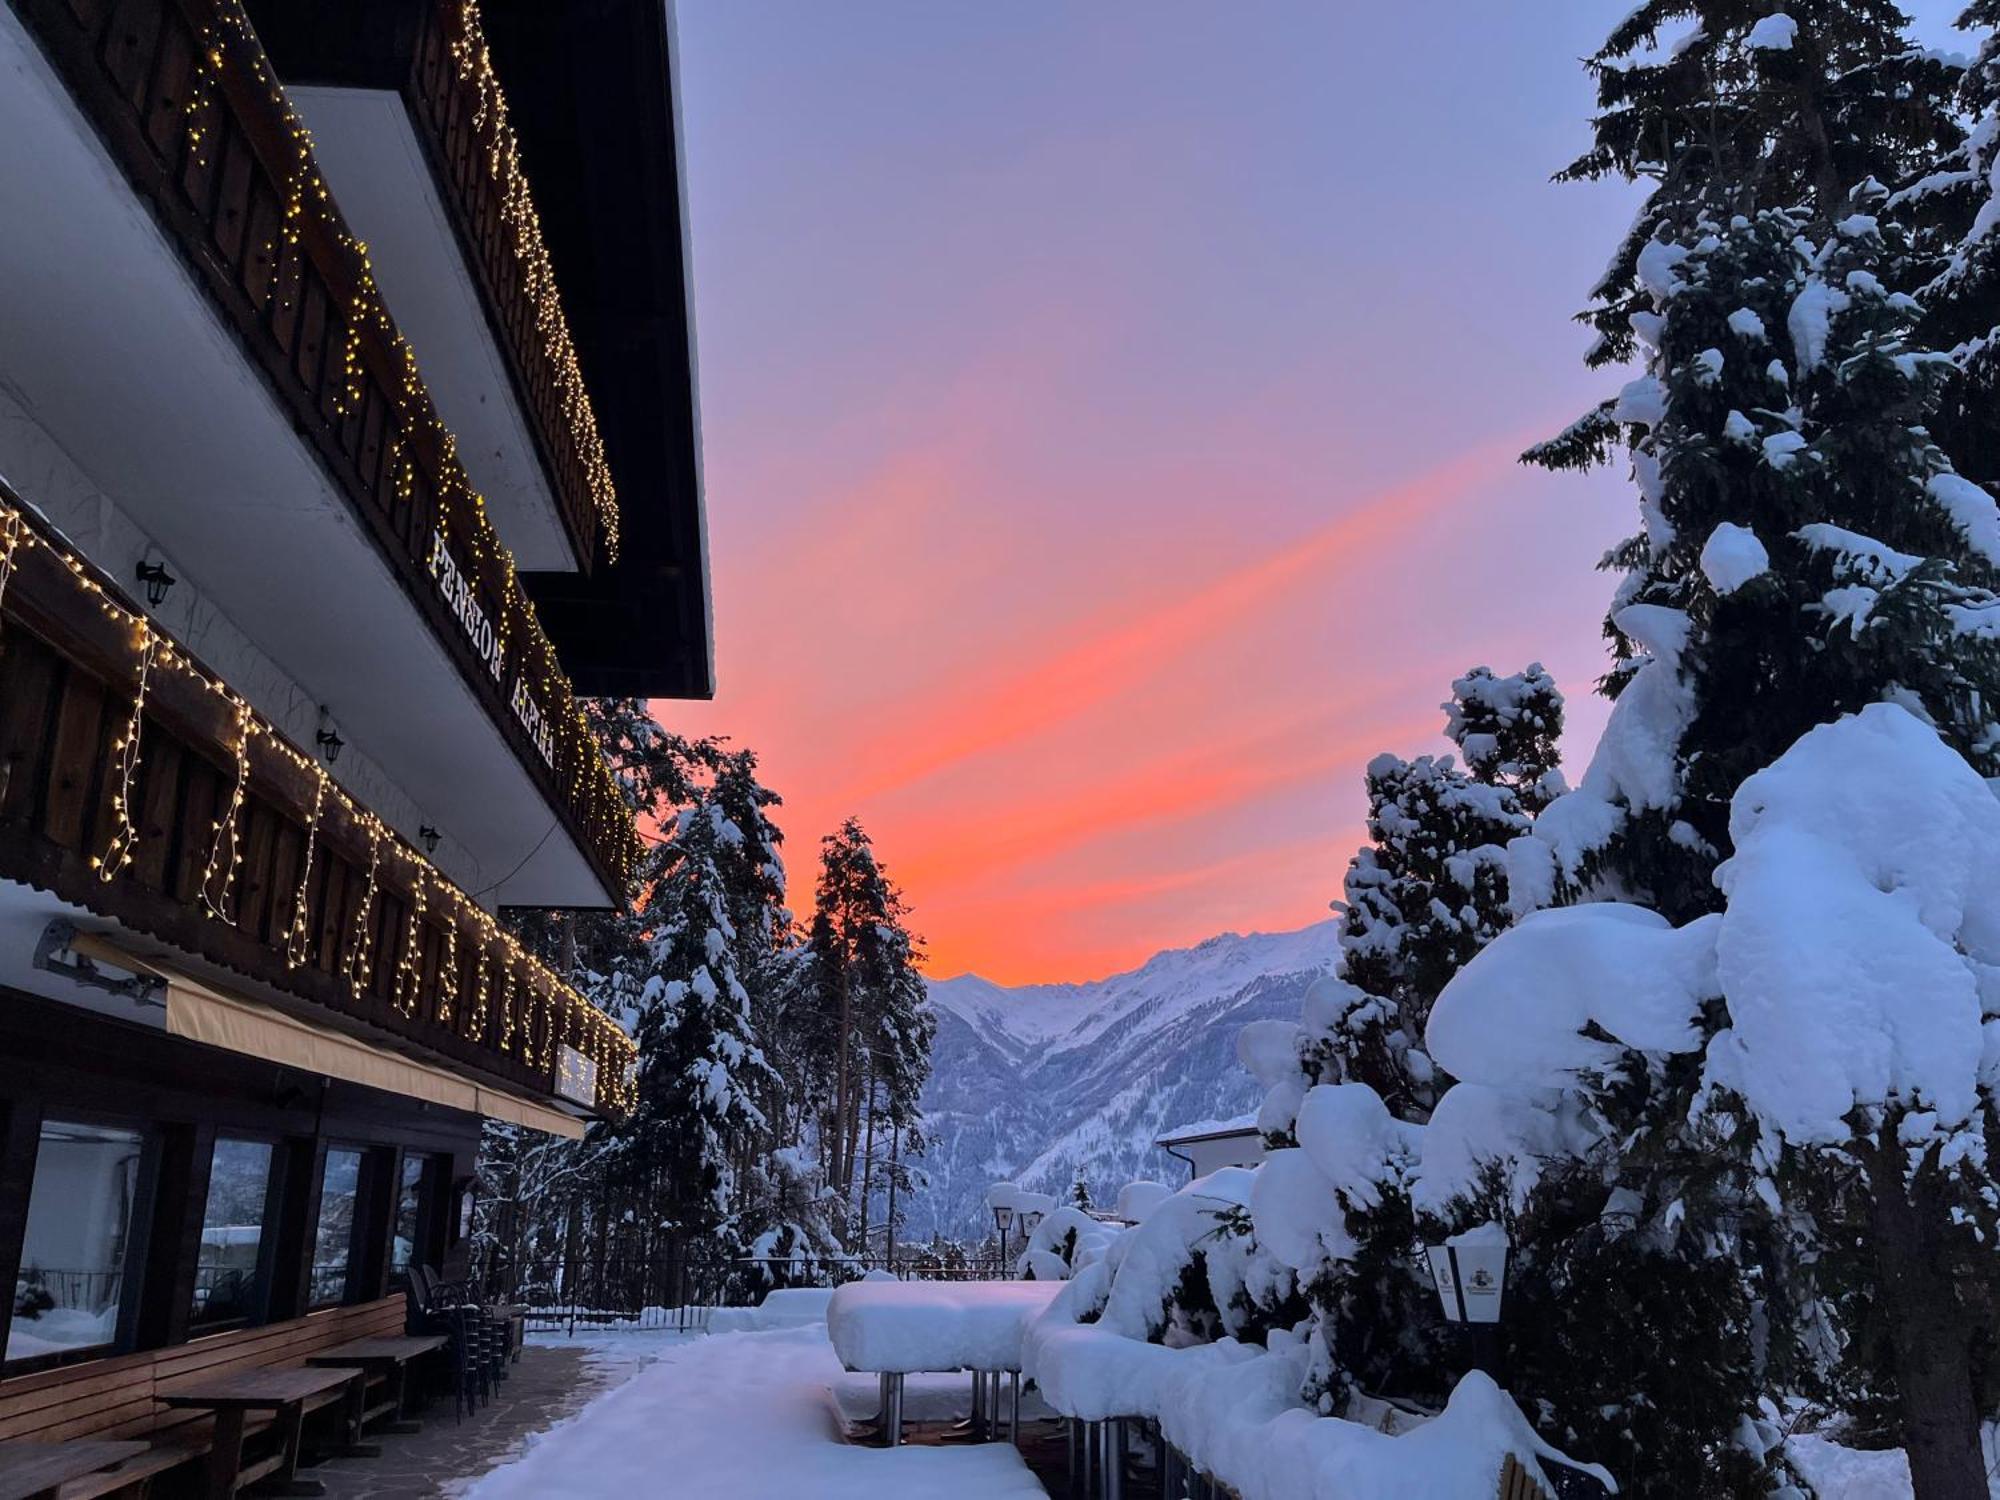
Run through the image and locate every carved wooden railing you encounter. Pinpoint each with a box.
[10,0,641,899]
[0,485,635,1117]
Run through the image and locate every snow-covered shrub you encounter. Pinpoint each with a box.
[1098,1169,1305,1350]
[1016,1204,1117,1282]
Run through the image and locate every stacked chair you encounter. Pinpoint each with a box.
[408,1264,517,1421]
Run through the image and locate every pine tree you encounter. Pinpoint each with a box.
[620,794,776,1274]
[1504,13,2000,1483]
[800,819,935,1251]
[1906,3,2000,488]
[1442,664,1567,813]
[1336,749,1528,1109]
[1068,1170,1093,1212]
[1547,1,1959,384]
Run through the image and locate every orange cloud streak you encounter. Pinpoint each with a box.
[828,430,1537,809]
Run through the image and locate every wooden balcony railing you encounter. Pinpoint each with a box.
[10,0,641,900]
[407,0,620,573]
[0,485,636,1118]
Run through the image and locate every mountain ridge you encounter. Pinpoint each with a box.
[906,919,1340,1241]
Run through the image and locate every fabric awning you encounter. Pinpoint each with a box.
[69,932,584,1139]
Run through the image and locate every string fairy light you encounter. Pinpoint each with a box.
[284,767,330,970]
[0,484,639,1111]
[467,947,492,1042]
[176,0,647,895]
[94,627,158,881]
[394,861,429,1017]
[0,508,25,613]
[436,909,460,1025]
[445,0,620,560]
[200,698,257,923]
[342,817,384,997]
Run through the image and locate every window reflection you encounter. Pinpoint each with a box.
[309,1147,363,1306]
[390,1154,429,1276]
[8,1121,144,1363]
[192,1138,274,1327]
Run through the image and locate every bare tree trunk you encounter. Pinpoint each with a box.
[884,1125,901,1274]
[1866,1138,1987,1500]
[832,954,853,1197]
[857,1063,878,1255]
[559,911,579,980]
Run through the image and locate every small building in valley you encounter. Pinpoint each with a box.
[1156,1114,1265,1180]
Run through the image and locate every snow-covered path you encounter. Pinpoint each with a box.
[462,1325,1047,1499]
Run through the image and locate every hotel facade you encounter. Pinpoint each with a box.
[0,0,704,1412]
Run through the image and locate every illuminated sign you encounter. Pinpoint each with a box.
[427,530,504,684]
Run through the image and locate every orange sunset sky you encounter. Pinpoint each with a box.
[662,4,1675,984]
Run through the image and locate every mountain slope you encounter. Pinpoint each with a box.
[908,921,1339,1241]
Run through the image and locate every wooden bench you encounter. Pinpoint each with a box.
[0,1296,413,1497]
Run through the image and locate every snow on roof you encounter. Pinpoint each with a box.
[1156,1112,1259,1145]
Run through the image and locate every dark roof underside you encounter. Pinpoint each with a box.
[487,0,713,700]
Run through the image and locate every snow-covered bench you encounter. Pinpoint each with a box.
[825,1279,1064,1446]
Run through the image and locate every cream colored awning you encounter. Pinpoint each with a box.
[69,933,584,1139]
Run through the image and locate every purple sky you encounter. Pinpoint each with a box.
[666,2,1964,983]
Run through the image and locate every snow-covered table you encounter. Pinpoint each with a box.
[826,1280,1063,1447]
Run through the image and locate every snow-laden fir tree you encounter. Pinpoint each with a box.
[1482,25,2000,1481]
[1326,666,1557,1118]
[1903,3,2000,492]
[1441,663,1567,814]
[699,747,842,1274]
[619,793,778,1278]
[1224,670,1566,1419]
[1544,0,1959,387]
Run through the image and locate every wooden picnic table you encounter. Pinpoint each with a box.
[0,1440,149,1500]
[161,1365,366,1499]
[307,1335,447,1431]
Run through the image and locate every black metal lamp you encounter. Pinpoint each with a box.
[315,706,343,764]
[136,559,175,607]
[419,825,441,855]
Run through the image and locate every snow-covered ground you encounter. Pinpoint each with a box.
[462,1325,1046,1500]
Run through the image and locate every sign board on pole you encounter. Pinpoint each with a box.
[1427,1245,1464,1322]
[1453,1243,1507,1324]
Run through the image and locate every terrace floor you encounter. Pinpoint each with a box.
[305,1339,675,1499]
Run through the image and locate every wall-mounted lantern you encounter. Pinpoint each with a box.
[315,706,343,764]
[135,559,175,607]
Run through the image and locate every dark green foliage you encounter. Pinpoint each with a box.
[799,819,935,1249]
[1554,1,1959,368]
[1444,664,1568,814]
[1302,1189,1457,1417]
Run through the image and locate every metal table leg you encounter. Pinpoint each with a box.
[1104,1416,1125,1500]
[1008,1371,1021,1444]
[888,1372,904,1447]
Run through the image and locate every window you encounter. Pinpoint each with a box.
[192,1138,276,1328]
[8,1120,145,1364]
[390,1153,436,1278]
[309,1147,364,1306]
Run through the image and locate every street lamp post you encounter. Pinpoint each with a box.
[1425,1226,1510,1378]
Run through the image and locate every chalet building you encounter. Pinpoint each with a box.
[0,0,705,1406]
[1156,1116,1265,1180]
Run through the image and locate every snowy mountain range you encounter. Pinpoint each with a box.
[905,921,1340,1242]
